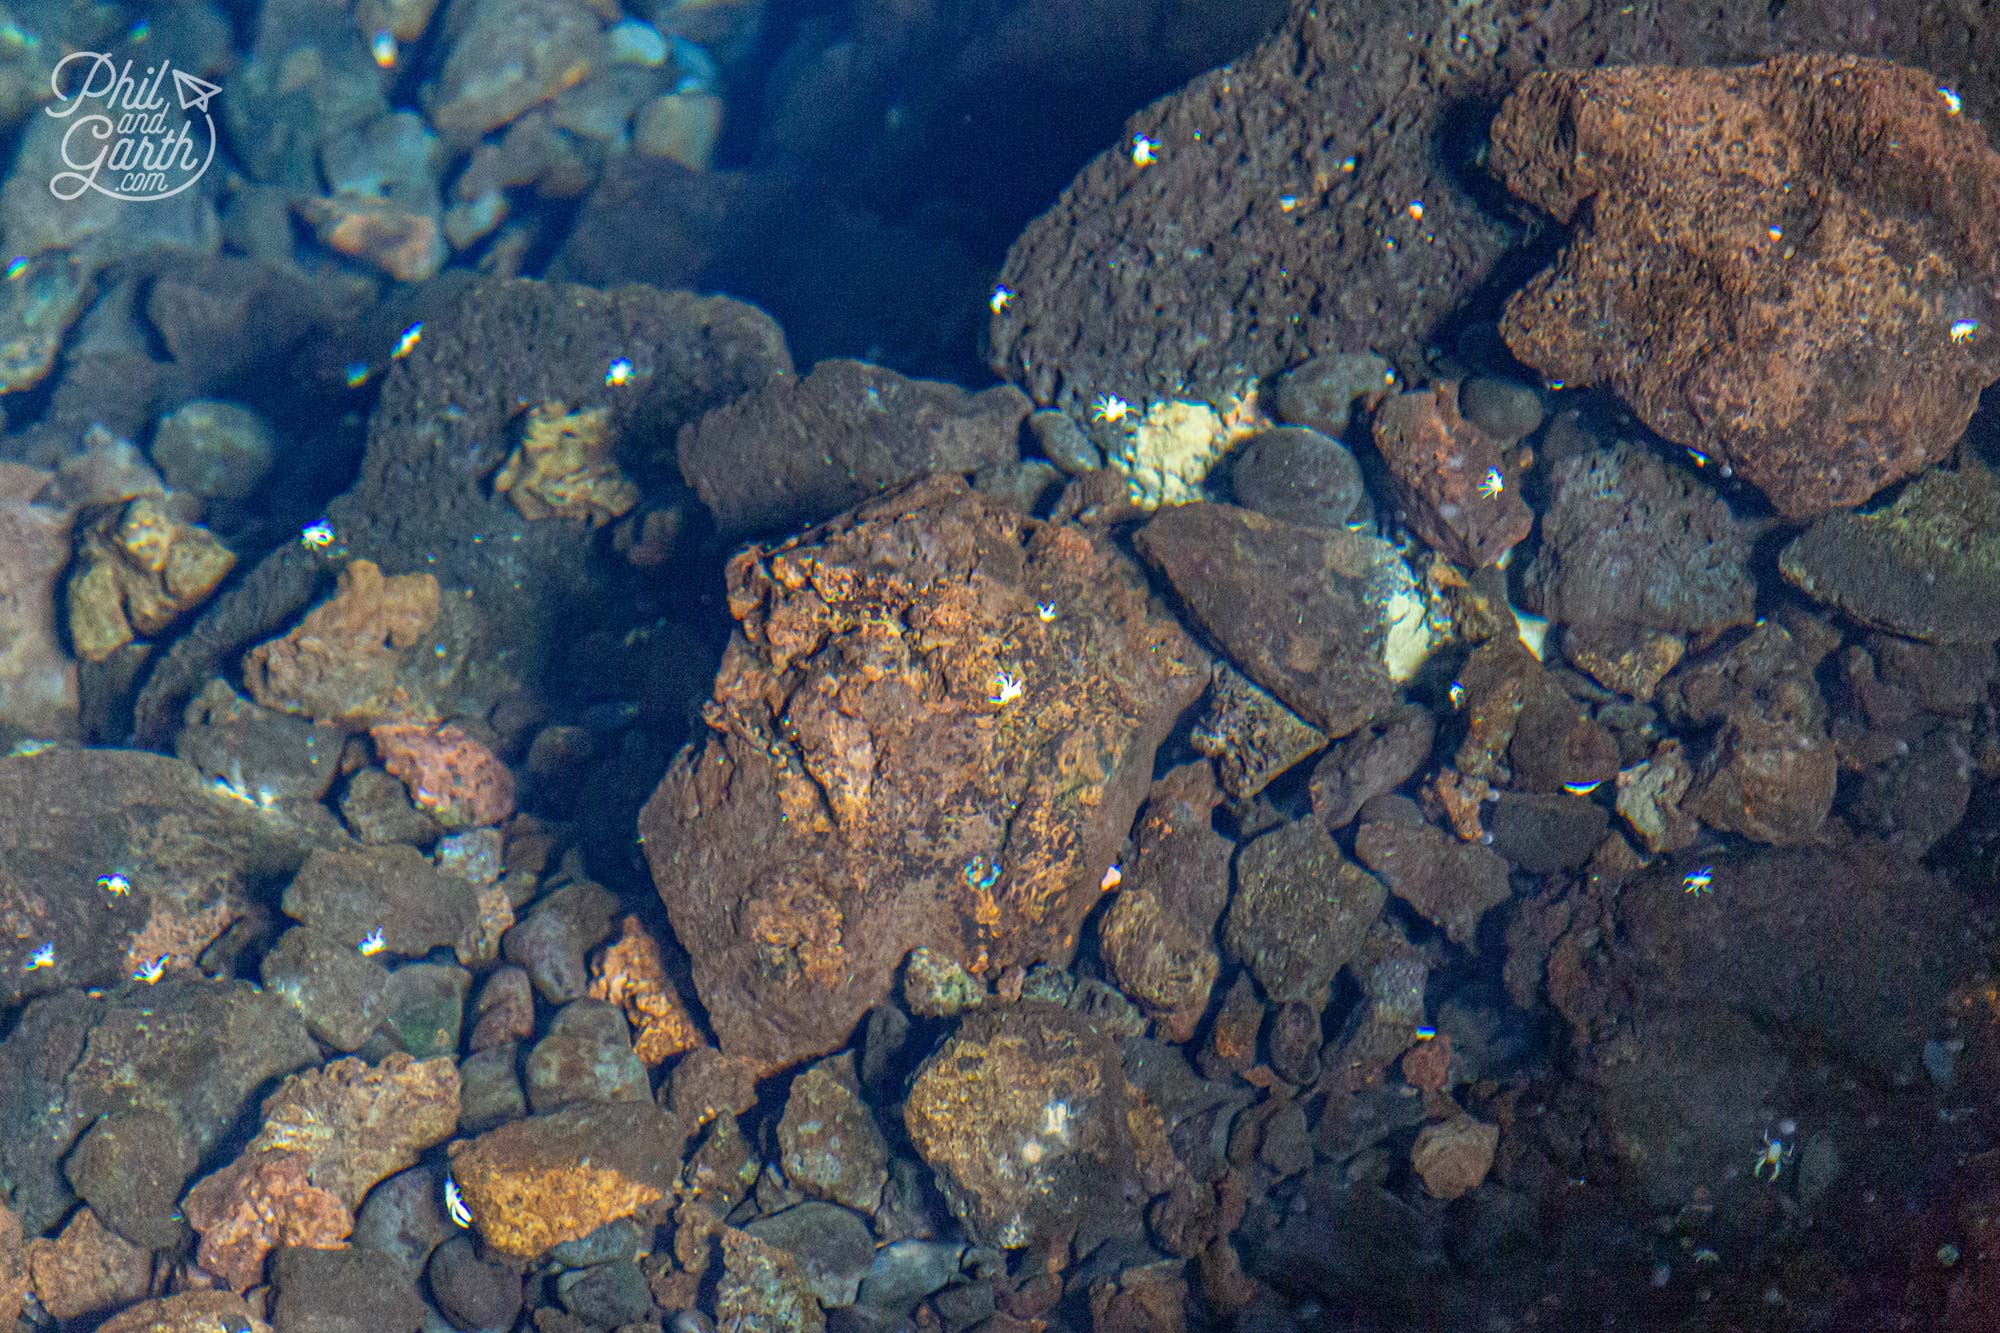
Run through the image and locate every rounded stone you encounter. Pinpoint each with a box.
[1458,376,1545,445]
[428,1234,523,1332]
[556,1258,654,1327]
[1027,409,1101,476]
[149,399,276,500]
[1228,426,1366,529]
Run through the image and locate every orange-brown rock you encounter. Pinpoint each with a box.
[236,1053,461,1207]
[182,1150,353,1291]
[369,721,516,828]
[300,193,446,283]
[97,1291,272,1333]
[242,560,440,725]
[67,495,235,662]
[494,401,639,526]
[1370,383,1531,570]
[589,915,703,1066]
[181,1053,459,1290]
[447,1100,690,1259]
[24,1206,151,1322]
[1411,1113,1498,1200]
[1492,55,2000,518]
[0,1198,21,1333]
[640,476,1206,1078]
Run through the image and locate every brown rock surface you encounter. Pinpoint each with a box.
[1493,55,2000,518]
[1098,764,1231,1042]
[639,475,1205,1077]
[1410,1114,1499,1201]
[904,1001,1137,1250]
[181,1152,353,1292]
[588,915,703,1066]
[0,1198,21,1333]
[97,1292,272,1333]
[182,1054,459,1291]
[0,748,334,1007]
[243,559,441,725]
[1370,383,1531,570]
[66,495,235,662]
[1134,503,1396,737]
[446,1100,690,1259]
[369,721,516,828]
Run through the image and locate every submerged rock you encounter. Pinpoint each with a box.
[1525,444,1754,634]
[676,358,1029,539]
[0,463,78,737]
[1371,383,1532,570]
[447,1100,691,1259]
[1135,502,1398,736]
[0,978,319,1238]
[0,748,332,1008]
[640,475,1204,1077]
[1493,55,2000,518]
[904,1002,1138,1250]
[1779,466,2000,643]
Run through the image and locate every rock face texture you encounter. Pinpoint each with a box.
[1492,54,2000,518]
[677,359,1030,540]
[985,0,2000,447]
[132,279,792,746]
[640,476,1205,1078]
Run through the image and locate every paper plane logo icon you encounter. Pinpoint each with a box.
[171,68,220,113]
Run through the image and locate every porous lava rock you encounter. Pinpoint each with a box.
[1779,465,2000,644]
[639,475,1205,1077]
[1524,443,1755,634]
[1492,54,2000,518]
[446,1100,691,1260]
[903,1001,1138,1251]
[984,1,2000,433]
[133,279,792,746]
[0,978,319,1238]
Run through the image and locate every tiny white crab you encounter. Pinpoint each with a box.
[1752,1130,1795,1181]
[1683,866,1714,895]
[1477,467,1505,499]
[133,955,167,985]
[97,872,130,897]
[444,1176,472,1229]
[358,927,387,956]
[300,520,335,550]
[25,942,54,971]
[989,285,1013,314]
[1131,134,1158,167]
[1939,86,1963,115]
[1448,680,1467,709]
[1036,600,1056,622]
[1091,394,1132,426]
[1950,319,1979,344]
[990,672,1025,706]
